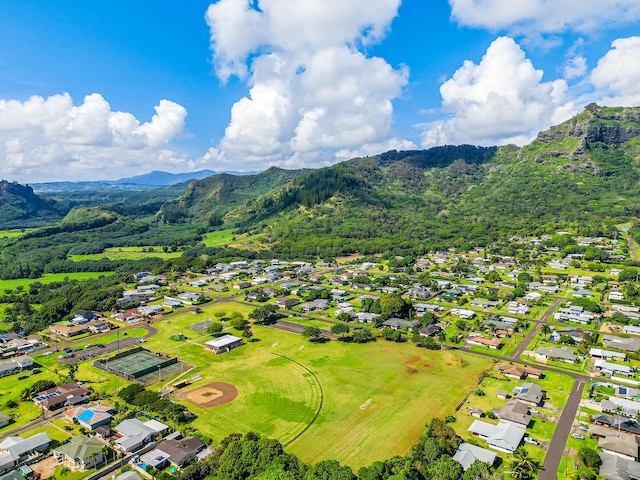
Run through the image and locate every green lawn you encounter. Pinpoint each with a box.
[0,272,114,293]
[201,230,236,247]
[149,325,492,469]
[68,246,181,262]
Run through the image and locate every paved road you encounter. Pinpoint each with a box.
[539,380,586,480]
[511,297,563,358]
[57,324,157,365]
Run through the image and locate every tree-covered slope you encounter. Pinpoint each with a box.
[0,180,70,228]
[211,104,640,258]
[157,166,308,225]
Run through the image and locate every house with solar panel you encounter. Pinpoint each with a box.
[33,383,90,411]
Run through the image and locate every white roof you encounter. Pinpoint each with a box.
[144,419,169,433]
[204,334,243,349]
[590,348,626,358]
[468,420,525,453]
[453,442,497,470]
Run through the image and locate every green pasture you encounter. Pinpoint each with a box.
[0,272,114,293]
[0,229,34,239]
[201,230,236,247]
[68,246,181,262]
[149,324,492,469]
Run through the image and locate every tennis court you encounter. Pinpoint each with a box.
[94,347,179,384]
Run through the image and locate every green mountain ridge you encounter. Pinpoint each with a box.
[2,104,640,264]
[0,180,69,228]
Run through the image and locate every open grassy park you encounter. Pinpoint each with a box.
[111,307,496,469]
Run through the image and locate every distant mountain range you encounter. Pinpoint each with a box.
[30,169,257,193]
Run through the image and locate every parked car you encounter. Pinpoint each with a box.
[524,436,540,445]
[572,433,585,440]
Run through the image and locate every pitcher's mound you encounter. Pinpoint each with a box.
[185,382,238,408]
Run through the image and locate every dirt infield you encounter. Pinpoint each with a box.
[183,382,238,408]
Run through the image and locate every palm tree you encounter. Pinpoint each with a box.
[510,446,538,479]
[438,330,447,348]
[540,324,551,338]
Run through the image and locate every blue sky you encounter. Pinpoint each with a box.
[1,0,639,182]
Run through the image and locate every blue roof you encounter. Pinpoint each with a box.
[77,410,95,423]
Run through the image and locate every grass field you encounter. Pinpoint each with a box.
[0,272,114,292]
[68,246,181,262]
[0,229,34,239]
[140,322,493,469]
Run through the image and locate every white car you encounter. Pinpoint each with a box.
[524,437,540,446]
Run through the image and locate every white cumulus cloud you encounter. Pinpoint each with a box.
[0,93,190,182]
[591,37,640,107]
[449,0,640,35]
[203,0,409,171]
[421,37,576,147]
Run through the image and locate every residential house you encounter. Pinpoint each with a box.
[276,298,300,309]
[598,452,640,480]
[112,310,143,324]
[512,383,543,406]
[609,291,625,302]
[50,323,88,338]
[0,356,33,377]
[602,397,640,418]
[596,360,637,377]
[451,308,476,319]
[419,324,442,337]
[0,433,50,471]
[0,413,10,429]
[536,347,577,364]
[591,349,627,361]
[468,420,525,453]
[465,335,502,349]
[453,443,497,471]
[494,400,531,428]
[354,312,379,323]
[299,299,329,312]
[34,383,90,411]
[137,305,163,317]
[495,363,542,380]
[507,301,529,316]
[151,437,206,469]
[114,418,168,453]
[470,300,499,309]
[554,306,596,324]
[604,336,640,353]
[382,319,420,331]
[599,431,639,462]
[64,404,113,430]
[53,435,104,471]
[594,415,640,436]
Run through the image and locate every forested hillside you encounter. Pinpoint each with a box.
[0,180,69,228]
[2,104,640,269]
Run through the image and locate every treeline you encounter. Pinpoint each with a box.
[167,419,497,480]
[1,274,127,333]
[118,384,191,423]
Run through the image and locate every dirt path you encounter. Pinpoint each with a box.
[629,232,639,262]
